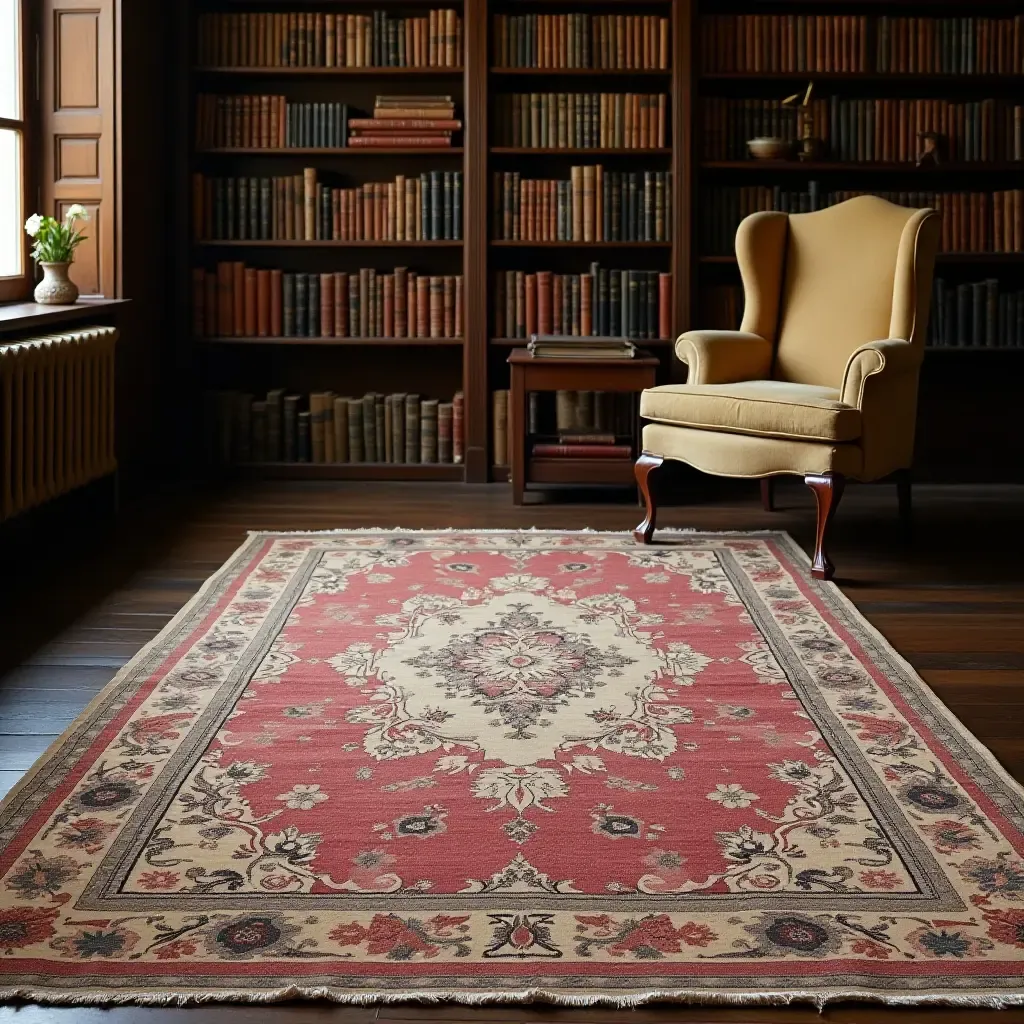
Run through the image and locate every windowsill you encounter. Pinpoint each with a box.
[0,297,130,337]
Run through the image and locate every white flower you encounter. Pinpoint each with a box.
[275,783,329,810]
[706,783,759,809]
[24,214,42,236]
[565,755,606,775]
[64,203,89,222]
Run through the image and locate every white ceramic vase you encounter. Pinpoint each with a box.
[34,262,79,305]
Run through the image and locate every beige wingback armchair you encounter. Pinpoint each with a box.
[634,194,941,579]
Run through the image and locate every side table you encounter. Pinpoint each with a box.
[507,349,660,505]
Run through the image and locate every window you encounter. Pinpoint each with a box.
[0,0,32,302]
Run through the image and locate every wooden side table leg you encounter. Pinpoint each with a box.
[510,366,527,505]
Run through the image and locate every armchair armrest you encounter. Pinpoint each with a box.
[840,339,923,409]
[674,330,774,385]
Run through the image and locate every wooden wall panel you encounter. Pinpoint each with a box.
[41,0,116,297]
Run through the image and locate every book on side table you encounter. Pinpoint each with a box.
[527,334,637,359]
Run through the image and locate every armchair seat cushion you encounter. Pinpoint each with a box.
[639,380,862,443]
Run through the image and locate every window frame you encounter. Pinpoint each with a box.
[0,0,36,303]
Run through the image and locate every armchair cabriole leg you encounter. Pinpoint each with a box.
[805,472,845,581]
[896,468,912,539]
[633,454,666,545]
[760,478,775,512]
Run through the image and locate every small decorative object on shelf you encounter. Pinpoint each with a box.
[24,206,89,305]
[746,137,792,161]
[916,131,945,168]
[784,82,825,162]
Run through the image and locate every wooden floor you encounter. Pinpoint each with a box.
[1,477,1023,1023]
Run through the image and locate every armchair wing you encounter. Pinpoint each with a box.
[675,330,773,386]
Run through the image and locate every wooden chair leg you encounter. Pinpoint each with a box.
[804,472,845,580]
[760,478,775,512]
[634,454,666,544]
[896,468,912,538]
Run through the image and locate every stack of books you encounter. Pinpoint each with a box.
[348,96,461,149]
[527,334,636,359]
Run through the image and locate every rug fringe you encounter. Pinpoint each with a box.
[3,984,1024,1010]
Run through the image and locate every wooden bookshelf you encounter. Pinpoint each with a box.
[175,0,1024,488]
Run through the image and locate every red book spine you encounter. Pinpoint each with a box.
[256,268,271,337]
[270,268,282,336]
[383,273,395,337]
[525,273,537,336]
[580,274,593,336]
[347,118,461,130]
[347,136,453,148]
[232,261,245,336]
[416,275,428,337]
[537,271,552,335]
[454,275,463,338]
[334,272,348,337]
[532,443,633,458]
[243,268,257,336]
[320,272,335,337]
[658,273,672,339]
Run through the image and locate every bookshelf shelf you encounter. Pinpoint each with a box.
[199,336,465,347]
[491,240,672,248]
[197,147,465,156]
[700,73,1024,84]
[490,67,669,76]
[232,463,465,481]
[701,161,1024,174]
[492,148,671,156]
[700,254,1024,265]
[196,240,464,248]
[195,66,465,75]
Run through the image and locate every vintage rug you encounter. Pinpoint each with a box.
[2,530,1024,1008]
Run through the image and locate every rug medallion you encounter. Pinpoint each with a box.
[1,531,1023,1006]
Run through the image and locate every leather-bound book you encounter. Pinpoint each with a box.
[659,273,672,340]
[308,393,325,463]
[405,394,421,463]
[347,398,363,462]
[525,273,537,338]
[580,274,593,336]
[416,275,429,338]
[383,273,394,337]
[282,394,300,462]
[256,268,271,336]
[454,275,463,338]
[296,411,310,463]
[452,391,464,464]
[332,397,349,462]
[391,392,406,463]
[265,389,283,462]
[492,390,509,467]
[332,271,346,337]
[361,393,377,463]
[420,398,439,463]
[375,395,386,462]
[303,167,316,240]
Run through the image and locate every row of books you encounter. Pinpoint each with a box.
[494,268,671,342]
[194,95,461,151]
[192,170,462,242]
[491,390,638,467]
[699,187,1024,255]
[492,14,670,70]
[350,95,459,149]
[699,15,1024,74]
[492,169,671,243]
[197,10,462,69]
[494,93,667,151]
[930,279,1024,349]
[700,279,1024,350]
[701,98,1024,164]
[207,389,465,466]
[193,264,463,340]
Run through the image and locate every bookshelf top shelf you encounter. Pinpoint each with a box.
[700,72,1024,84]
[194,66,464,76]
[491,67,669,76]
[702,161,1024,174]
[492,147,670,156]
[700,254,1024,265]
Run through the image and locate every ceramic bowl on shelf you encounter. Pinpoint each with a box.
[747,137,793,161]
